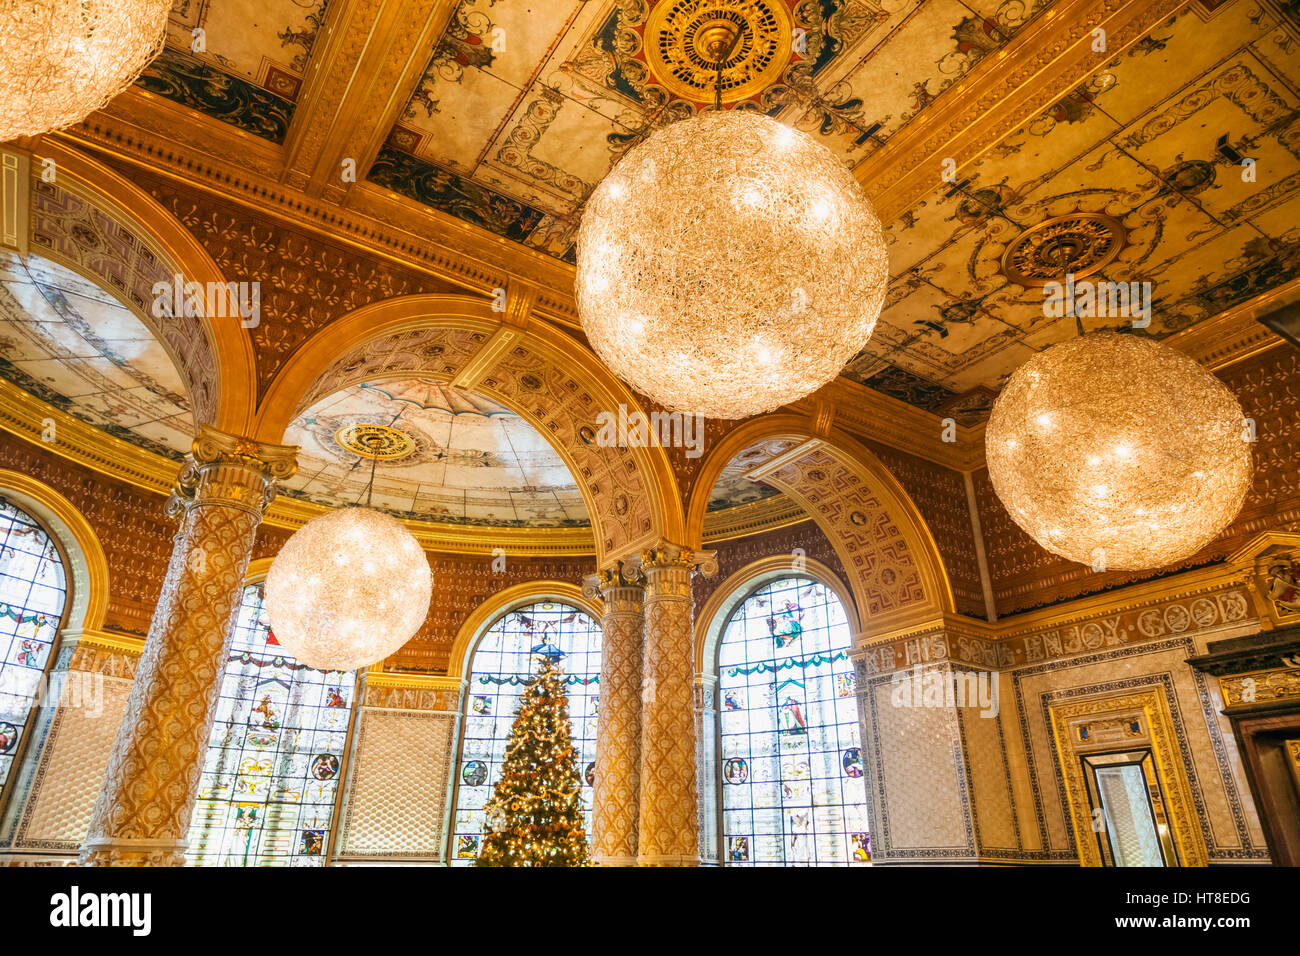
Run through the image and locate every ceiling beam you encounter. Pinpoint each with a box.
[857,0,1188,223]
[281,0,458,201]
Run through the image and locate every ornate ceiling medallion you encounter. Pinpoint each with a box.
[334,423,418,461]
[644,0,793,104]
[1001,212,1127,287]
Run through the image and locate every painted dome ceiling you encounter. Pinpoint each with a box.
[0,251,193,456]
[282,379,590,527]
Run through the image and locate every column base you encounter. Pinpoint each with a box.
[78,837,188,867]
[636,852,700,867]
[594,853,638,867]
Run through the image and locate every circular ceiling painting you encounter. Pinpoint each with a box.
[282,378,589,528]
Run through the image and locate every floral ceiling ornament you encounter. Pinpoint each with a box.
[985,332,1253,571]
[0,0,171,141]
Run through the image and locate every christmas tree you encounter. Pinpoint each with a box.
[476,655,590,866]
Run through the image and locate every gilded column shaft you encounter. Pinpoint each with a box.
[79,427,295,867]
[637,545,704,866]
[588,566,644,866]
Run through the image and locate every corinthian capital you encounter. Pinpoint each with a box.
[166,424,299,519]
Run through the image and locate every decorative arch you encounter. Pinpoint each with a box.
[695,555,858,676]
[0,469,108,633]
[687,414,954,634]
[26,140,256,432]
[253,294,685,567]
[446,580,602,680]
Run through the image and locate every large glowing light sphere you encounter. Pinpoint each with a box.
[985,332,1253,571]
[265,507,432,672]
[575,110,888,420]
[0,0,170,141]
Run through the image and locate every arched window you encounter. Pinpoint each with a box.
[718,576,869,865]
[186,583,357,866]
[0,500,68,797]
[450,601,601,864]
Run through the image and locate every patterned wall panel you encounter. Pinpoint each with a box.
[866,440,984,619]
[862,665,973,861]
[0,645,137,856]
[334,705,456,862]
[109,162,461,397]
[693,519,850,615]
[0,430,173,637]
[958,686,1021,858]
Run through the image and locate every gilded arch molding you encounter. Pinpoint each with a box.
[687,415,954,635]
[0,468,110,633]
[254,294,686,567]
[15,140,257,433]
[443,580,603,681]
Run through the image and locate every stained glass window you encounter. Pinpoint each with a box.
[186,583,356,866]
[451,601,601,864]
[0,500,67,795]
[718,576,870,865]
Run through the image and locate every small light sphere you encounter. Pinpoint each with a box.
[575,110,888,420]
[0,0,171,141]
[985,332,1253,570]
[265,506,432,671]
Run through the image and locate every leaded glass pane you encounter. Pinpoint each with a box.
[718,577,870,865]
[186,583,355,866]
[0,500,67,793]
[450,601,601,864]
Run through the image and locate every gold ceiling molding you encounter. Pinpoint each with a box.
[52,124,580,327]
[283,0,458,201]
[1163,276,1299,371]
[787,375,983,471]
[856,0,1189,222]
[699,493,807,543]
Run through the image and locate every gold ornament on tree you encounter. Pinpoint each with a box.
[0,0,171,141]
[575,96,887,419]
[985,332,1253,571]
[265,507,432,671]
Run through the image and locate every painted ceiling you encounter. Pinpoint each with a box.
[280,378,785,524]
[137,0,329,142]
[0,252,193,457]
[120,0,1300,424]
[282,378,592,526]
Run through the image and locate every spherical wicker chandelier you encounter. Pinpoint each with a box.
[985,332,1252,571]
[265,507,432,672]
[575,108,887,419]
[0,0,171,142]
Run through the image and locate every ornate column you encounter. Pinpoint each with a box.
[637,542,715,866]
[585,561,645,866]
[79,426,296,866]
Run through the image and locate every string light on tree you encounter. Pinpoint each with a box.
[0,0,171,141]
[476,655,589,867]
[985,332,1253,571]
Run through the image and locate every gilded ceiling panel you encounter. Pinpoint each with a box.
[842,0,1300,419]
